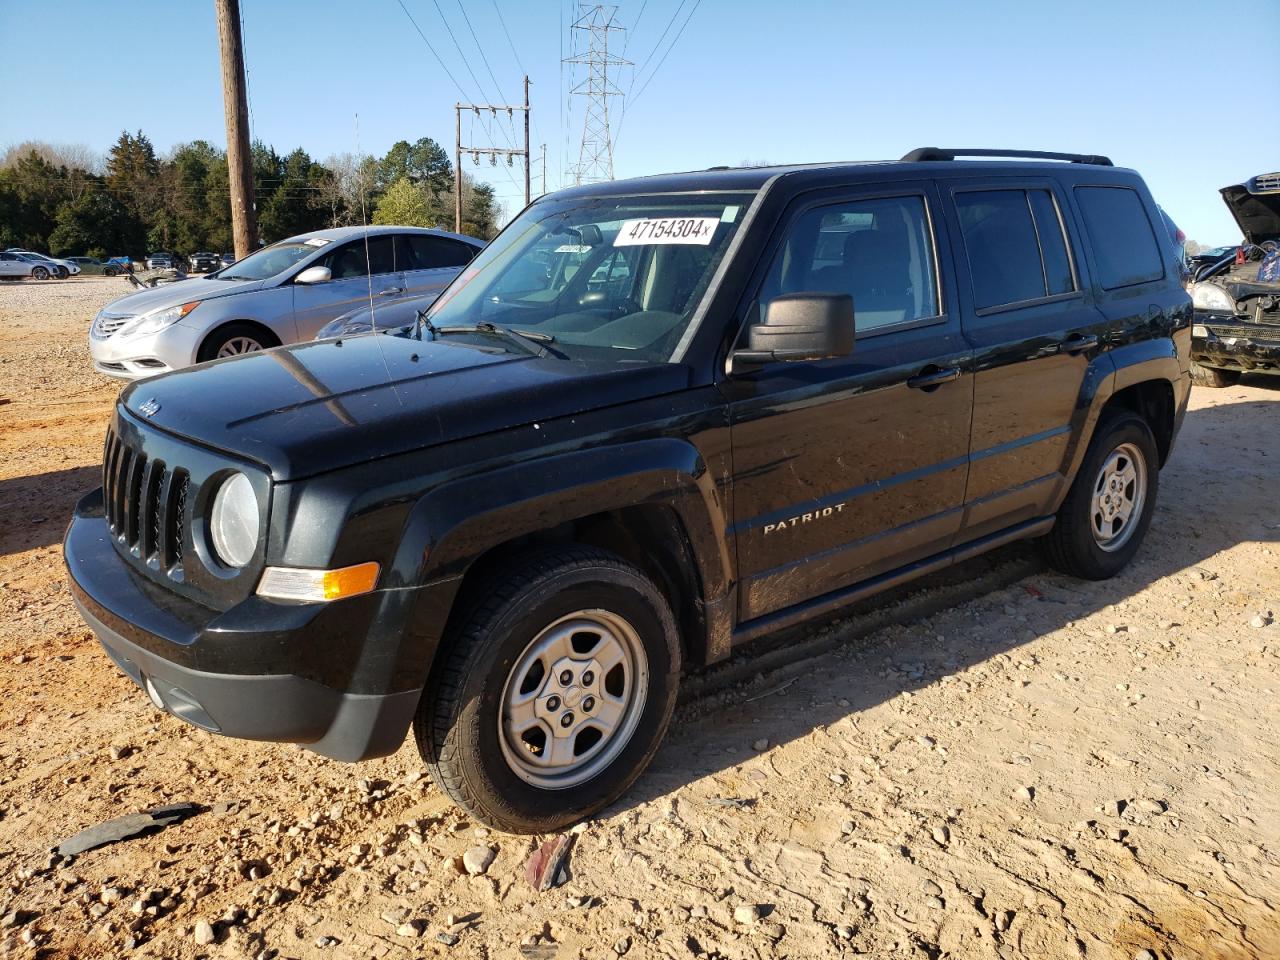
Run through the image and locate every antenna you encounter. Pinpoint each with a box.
[564,4,628,185]
[354,113,400,405]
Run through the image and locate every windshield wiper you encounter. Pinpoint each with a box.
[434,321,565,357]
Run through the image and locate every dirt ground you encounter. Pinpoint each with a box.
[1,276,1277,960]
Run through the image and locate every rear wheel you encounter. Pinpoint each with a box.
[416,547,681,833]
[1042,409,1159,580]
[32,266,49,281]
[197,323,279,362]
[104,266,119,277]
[1190,362,1241,388]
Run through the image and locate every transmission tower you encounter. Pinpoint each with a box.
[565,4,629,185]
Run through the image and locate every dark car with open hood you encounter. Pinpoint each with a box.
[65,148,1192,832]
[1188,172,1280,386]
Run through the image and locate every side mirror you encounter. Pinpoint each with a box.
[295,265,332,285]
[731,292,854,370]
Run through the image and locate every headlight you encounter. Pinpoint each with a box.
[1191,283,1234,314]
[209,472,259,568]
[1192,324,1209,338]
[118,301,200,338]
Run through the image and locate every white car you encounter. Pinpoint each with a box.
[3,249,80,278]
[89,225,483,379]
[0,251,54,280]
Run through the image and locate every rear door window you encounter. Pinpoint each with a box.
[405,234,476,269]
[955,188,1078,310]
[1074,186,1164,289]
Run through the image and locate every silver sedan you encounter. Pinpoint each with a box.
[88,225,483,380]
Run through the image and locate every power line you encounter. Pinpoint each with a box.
[455,0,507,105]
[617,0,701,146]
[623,0,649,56]
[394,0,471,101]
[489,0,526,75]
[629,0,685,84]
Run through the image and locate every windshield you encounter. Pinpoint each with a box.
[426,192,754,362]
[219,240,322,280]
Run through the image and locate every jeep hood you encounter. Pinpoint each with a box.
[102,276,268,315]
[119,334,691,480]
[1221,173,1280,244]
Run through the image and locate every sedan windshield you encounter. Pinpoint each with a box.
[426,192,754,362]
[219,240,321,280]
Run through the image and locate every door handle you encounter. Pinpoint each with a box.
[1059,333,1099,355]
[906,366,961,390]
[378,286,404,297]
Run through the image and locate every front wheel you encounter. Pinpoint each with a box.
[416,547,681,833]
[32,266,49,280]
[197,323,278,362]
[1042,409,1159,580]
[1191,362,1241,388]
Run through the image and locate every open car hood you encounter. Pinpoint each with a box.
[1220,173,1280,244]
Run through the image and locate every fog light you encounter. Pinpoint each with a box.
[256,562,380,602]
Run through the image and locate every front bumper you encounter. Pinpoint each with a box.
[89,319,203,380]
[1192,312,1280,373]
[64,490,422,761]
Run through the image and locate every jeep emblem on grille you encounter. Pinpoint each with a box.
[139,397,161,418]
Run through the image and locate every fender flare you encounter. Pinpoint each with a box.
[385,437,735,686]
[1059,338,1184,497]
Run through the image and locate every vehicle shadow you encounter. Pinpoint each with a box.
[616,390,1280,814]
[0,465,100,557]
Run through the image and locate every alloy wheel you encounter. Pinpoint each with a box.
[215,336,263,358]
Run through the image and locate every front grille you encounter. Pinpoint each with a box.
[103,429,189,574]
[93,311,134,339]
[1206,324,1280,342]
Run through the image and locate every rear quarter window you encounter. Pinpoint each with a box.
[1074,186,1164,289]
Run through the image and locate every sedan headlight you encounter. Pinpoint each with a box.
[118,301,200,339]
[1191,283,1234,314]
[209,472,259,568]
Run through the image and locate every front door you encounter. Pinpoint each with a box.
[725,184,974,622]
[942,180,1105,539]
[291,235,407,339]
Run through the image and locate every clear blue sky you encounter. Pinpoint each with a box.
[2,0,1276,244]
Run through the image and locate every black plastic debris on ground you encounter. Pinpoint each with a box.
[54,803,201,857]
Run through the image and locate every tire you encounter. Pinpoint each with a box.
[1190,362,1241,388]
[197,323,278,362]
[55,267,68,279]
[1042,408,1159,580]
[32,266,49,281]
[416,547,682,833]
[104,267,118,277]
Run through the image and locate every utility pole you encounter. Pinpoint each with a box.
[541,143,547,196]
[565,5,628,185]
[454,76,533,231]
[214,0,257,259]
[523,76,531,210]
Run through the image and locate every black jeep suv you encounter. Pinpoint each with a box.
[65,148,1191,832]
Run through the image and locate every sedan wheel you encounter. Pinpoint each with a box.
[32,266,49,280]
[215,336,264,358]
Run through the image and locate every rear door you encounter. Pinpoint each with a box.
[943,179,1104,540]
[401,233,476,301]
[725,182,974,622]
[291,235,407,339]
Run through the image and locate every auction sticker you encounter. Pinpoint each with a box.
[615,217,719,246]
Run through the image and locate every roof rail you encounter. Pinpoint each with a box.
[901,147,1113,167]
